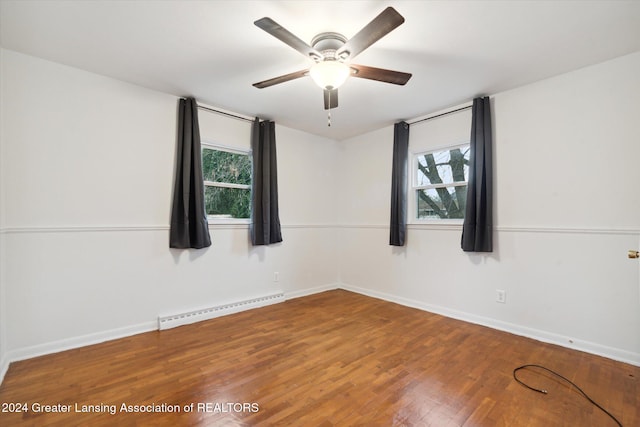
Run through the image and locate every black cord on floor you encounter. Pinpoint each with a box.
[513,364,623,427]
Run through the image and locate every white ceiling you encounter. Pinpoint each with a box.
[1,0,640,140]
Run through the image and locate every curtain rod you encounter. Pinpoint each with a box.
[197,102,472,126]
[407,105,472,126]
[197,104,254,123]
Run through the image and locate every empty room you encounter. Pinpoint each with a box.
[0,1,639,426]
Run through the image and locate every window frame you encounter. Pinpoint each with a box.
[201,141,252,225]
[410,142,470,224]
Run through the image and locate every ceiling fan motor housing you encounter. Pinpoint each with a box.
[311,32,349,60]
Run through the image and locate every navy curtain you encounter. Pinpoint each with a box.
[251,119,283,245]
[169,98,211,249]
[461,97,493,252]
[389,121,410,246]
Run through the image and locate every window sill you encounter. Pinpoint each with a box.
[207,218,250,228]
[408,220,463,231]
[412,218,464,224]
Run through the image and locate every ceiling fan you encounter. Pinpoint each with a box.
[252,6,412,112]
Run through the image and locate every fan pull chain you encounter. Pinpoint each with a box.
[327,90,331,127]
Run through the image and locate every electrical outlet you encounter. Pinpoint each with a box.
[496,289,506,304]
[273,272,279,282]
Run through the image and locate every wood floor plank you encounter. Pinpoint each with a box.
[0,290,638,426]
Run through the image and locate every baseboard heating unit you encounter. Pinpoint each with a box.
[158,292,285,330]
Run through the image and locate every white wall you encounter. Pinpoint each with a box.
[1,45,639,383]
[0,47,8,380]
[338,52,640,365]
[0,49,340,363]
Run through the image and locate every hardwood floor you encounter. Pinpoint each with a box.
[1,290,638,426]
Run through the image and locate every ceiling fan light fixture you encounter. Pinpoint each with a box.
[309,60,350,90]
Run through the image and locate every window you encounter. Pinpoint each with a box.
[413,144,470,220]
[201,144,251,220]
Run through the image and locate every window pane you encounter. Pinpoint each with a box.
[202,148,251,185]
[416,146,469,186]
[204,186,251,219]
[416,186,467,219]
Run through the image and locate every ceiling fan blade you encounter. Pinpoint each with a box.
[350,64,412,85]
[253,69,309,89]
[336,7,405,60]
[323,89,338,110]
[254,17,324,61]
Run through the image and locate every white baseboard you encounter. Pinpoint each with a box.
[2,281,636,388]
[7,321,157,365]
[285,283,340,300]
[0,354,9,385]
[339,283,640,367]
